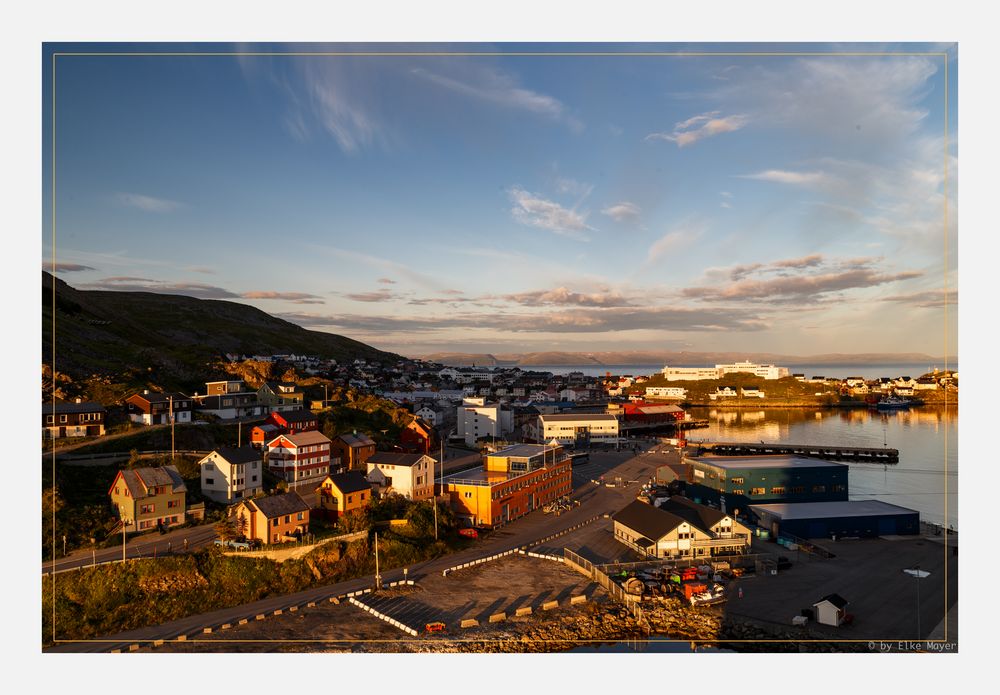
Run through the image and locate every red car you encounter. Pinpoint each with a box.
[458,528,479,539]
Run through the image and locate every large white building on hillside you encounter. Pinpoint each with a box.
[716,361,790,380]
[660,366,723,381]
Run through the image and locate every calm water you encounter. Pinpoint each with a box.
[533,363,953,380]
[686,406,958,530]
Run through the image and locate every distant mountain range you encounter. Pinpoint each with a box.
[42,272,399,392]
[418,350,947,368]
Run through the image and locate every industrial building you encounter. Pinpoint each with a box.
[538,413,619,446]
[439,443,572,528]
[749,500,920,539]
[685,455,849,511]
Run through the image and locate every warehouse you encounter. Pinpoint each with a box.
[749,499,920,539]
[538,413,619,447]
[685,455,849,512]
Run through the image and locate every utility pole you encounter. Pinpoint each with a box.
[374,531,381,590]
[169,396,175,462]
[238,420,242,447]
[122,520,127,562]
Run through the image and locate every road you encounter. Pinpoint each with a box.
[45,439,678,653]
[43,524,218,575]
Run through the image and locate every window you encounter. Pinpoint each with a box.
[347,495,353,504]
[297,512,304,521]
[273,534,279,542]
[730,477,744,485]
[732,489,744,496]
[252,462,258,469]
[205,478,215,485]
[750,488,766,496]
[60,415,67,423]
[360,493,366,501]
[167,500,179,508]
[812,485,827,493]
[140,504,155,514]
[770,487,786,495]
[252,475,258,482]
[204,463,214,471]
[272,518,279,527]
[284,515,290,523]
[46,415,53,424]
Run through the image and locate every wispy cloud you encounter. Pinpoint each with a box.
[501,286,635,308]
[646,111,748,147]
[377,277,396,285]
[601,202,641,224]
[883,289,957,309]
[85,277,240,299]
[412,66,583,133]
[508,186,592,240]
[46,263,95,273]
[242,291,324,305]
[344,289,402,303]
[115,192,183,213]
[740,169,832,186]
[645,221,704,266]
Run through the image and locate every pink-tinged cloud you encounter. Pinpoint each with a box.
[883,289,957,309]
[646,111,748,147]
[684,268,923,303]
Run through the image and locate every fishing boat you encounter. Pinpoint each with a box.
[876,395,912,411]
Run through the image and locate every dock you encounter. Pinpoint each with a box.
[689,441,899,464]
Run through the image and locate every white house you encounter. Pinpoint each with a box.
[645,386,688,399]
[415,405,440,426]
[708,386,739,400]
[199,446,264,504]
[456,397,512,446]
[538,413,619,446]
[366,452,435,500]
[812,594,849,627]
[740,387,766,399]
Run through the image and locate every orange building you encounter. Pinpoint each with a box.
[316,471,372,519]
[233,492,310,545]
[439,443,572,528]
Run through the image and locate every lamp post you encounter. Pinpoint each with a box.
[904,565,930,640]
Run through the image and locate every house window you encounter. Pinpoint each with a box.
[204,463,214,471]
[730,477,744,485]
[252,475,258,482]
[284,515,290,523]
[140,504,154,514]
[750,488,766,496]
[273,534,279,542]
[272,518,279,527]
[297,512,304,521]
[206,478,215,485]
[167,500,179,508]
[46,415,54,424]
[347,495,353,504]
[60,415,67,423]
[360,493,366,501]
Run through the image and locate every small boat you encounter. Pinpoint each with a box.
[876,396,912,410]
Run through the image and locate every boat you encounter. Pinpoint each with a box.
[876,395,912,411]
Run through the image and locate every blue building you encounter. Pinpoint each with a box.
[685,455,849,514]
[749,500,920,539]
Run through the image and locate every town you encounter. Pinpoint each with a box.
[43,354,957,653]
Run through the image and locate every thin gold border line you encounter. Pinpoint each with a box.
[47,48,956,650]
[50,49,57,647]
[49,51,950,58]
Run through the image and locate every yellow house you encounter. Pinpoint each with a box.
[316,471,372,519]
[233,492,310,545]
[108,465,187,533]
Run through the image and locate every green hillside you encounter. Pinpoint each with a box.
[42,271,399,397]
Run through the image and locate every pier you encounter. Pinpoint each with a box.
[689,441,899,464]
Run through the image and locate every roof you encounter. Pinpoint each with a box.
[688,455,849,471]
[538,413,619,422]
[612,500,686,540]
[127,391,190,405]
[114,465,186,497]
[814,593,849,609]
[323,471,371,495]
[273,409,316,423]
[636,405,684,415]
[252,423,279,433]
[492,443,561,459]
[339,433,376,448]
[367,452,429,467]
[246,492,310,518]
[657,496,728,532]
[749,500,920,520]
[50,400,106,414]
[268,430,331,447]
[209,446,262,466]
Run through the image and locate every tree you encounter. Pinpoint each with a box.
[214,516,238,542]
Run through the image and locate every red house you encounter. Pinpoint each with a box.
[267,409,319,433]
[400,417,435,455]
[622,402,686,424]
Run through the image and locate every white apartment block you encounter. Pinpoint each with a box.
[199,446,264,504]
[645,386,688,399]
[538,413,620,446]
[456,397,513,446]
[715,361,790,380]
[660,366,723,381]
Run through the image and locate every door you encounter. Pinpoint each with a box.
[878,518,896,536]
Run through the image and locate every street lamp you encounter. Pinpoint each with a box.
[903,565,930,640]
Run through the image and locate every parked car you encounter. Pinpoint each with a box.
[214,539,252,551]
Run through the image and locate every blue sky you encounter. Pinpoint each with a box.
[42,42,957,358]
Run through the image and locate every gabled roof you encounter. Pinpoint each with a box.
[273,409,316,424]
[657,496,728,533]
[612,500,685,541]
[339,433,375,448]
[126,391,191,405]
[49,400,106,414]
[209,446,262,466]
[814,593,849,609]
[268,430,331,447]
[244,492,310,519]
[367,452,429,467]
[322,471,371,495]
[112,465,186,498]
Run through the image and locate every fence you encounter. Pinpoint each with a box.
[562,547,646,629]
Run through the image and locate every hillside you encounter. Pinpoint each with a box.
[42,272,399,396]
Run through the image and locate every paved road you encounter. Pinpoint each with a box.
[43,524,219,575]
[45,441,674,653]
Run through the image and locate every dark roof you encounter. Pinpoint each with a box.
[116,465,186,498]
[128,391,190,405]
[211,446,262,465]
[367,452,428,467]
[275,409,316,423]
[324,471,371,495]
[248,492,310,518]
[612,500,685,540]
[815,593,849,609]
[339,433,375,447]
[657,496,727,533]
[50,400,106,414]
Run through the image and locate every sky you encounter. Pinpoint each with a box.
[42,42,958,359]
